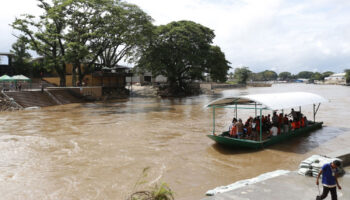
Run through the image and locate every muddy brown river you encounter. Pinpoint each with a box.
[0,84,349,199]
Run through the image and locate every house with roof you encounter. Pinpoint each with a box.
[324,73,346,85]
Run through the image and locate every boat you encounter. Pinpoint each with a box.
[206,92,328,149]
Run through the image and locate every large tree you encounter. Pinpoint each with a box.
[64,0,153,85]
[138,20,216,93]
[12,0,153,86]
[12,0,68,86]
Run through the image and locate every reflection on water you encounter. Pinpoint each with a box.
[0,84,349,200]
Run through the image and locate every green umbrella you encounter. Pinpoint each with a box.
[0,75,14,82]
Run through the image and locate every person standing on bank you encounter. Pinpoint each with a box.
[316,160,342,200]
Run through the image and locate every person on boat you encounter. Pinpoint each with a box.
[272,112,278,127]
[291,120,297,131]
[236,119,244,139]
[278,113,283,134]
[283,114,289,133]
[245,117,252,127]
[295,119,300,129]
[289,108,298,121]
[255,117,261,133]
[268,125,278,137]
[303,116,308,127]
[245,118,253,139]
[316,160,342,200]
[229,118,237,137]
[261,115,266,131]
[301,115,305,127]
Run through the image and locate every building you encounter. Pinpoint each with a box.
[43,62,131,88]
[126,71,167,85]
[0,52,14,76]
[324,73,346,85]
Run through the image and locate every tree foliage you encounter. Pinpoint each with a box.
[64,0,153,85]
[278,71,292,81]
[345,69,350,84]
[204,45,231,82]
[250,70,277,81]
[309,72,322,82]
[233,67,251,84]
[296,71,313,79]
[12,0,70,86]
[138,20,217,93]
[322,71,334,80]
[10,36,33,76]
[12,0,153,86]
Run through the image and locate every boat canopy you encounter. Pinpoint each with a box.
[207,92,328,110]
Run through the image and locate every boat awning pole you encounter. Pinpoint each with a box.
[313,103,321,122]
[255,103,257,117]
[235,104,238,119]
[213,106,216,135]
[260,108,262,142]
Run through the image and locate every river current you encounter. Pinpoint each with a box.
[0,83,349,199]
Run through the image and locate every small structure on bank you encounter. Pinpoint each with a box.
[0,52,15,76]
[324,73,346,85]
[0,74,31,91]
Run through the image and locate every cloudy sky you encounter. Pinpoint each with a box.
[1,0,350,73]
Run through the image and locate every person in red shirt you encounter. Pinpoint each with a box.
[283,114,289,133]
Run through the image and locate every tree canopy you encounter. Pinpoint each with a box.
[278,72,292,81]
[345,69,350,84]
[12,0,153,86]
[204,46,231,82]
[296,71,314,79]
[10,36,33,76]
[233,67,251,84]
[138,20,228,93]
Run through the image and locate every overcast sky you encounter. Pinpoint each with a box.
[1,0,350,73]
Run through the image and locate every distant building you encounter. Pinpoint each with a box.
[324,73,346,85]
[126,71,167,85]
[0,52,14,76]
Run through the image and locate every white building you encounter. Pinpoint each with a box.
[324,73,346,85]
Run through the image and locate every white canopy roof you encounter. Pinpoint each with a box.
[12,75,30,81]
[207,92,328,110]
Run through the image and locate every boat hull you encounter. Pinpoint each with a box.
[207,122,323,149]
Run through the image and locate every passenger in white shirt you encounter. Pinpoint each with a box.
[269,126,278,137]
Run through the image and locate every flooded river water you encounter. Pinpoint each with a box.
[0,84,349,199]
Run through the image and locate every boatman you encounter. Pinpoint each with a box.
[316,160,342,200]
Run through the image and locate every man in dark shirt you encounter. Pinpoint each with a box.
[316,160,342,200]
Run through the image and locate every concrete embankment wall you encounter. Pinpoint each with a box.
[47,86,102,100]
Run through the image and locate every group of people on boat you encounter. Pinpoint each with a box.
[228,108,309,140]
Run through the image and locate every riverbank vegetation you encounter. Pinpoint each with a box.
[137,21,230,96]
[230,66,349,85]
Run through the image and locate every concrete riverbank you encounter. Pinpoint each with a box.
[203,147,350,200]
